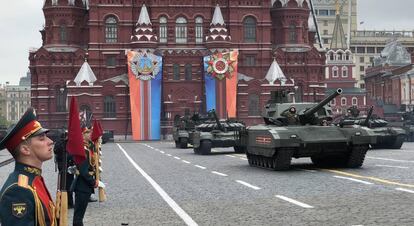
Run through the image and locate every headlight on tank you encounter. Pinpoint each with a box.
[290,134,297,138]
[355,132,361,136]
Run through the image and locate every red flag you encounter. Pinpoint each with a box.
[66,97,86,165]
[91,120,103,142]
[98,121,104,135]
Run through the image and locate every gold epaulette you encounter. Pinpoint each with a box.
[17,174,29,188]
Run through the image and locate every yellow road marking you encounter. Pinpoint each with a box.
[323,169,414,188]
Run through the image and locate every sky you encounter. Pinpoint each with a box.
[0,0,413,85]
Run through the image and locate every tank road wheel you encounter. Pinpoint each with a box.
[272,148,294,171]
[179,138,188,149]
[391,135,405,149]
[199,140,212,155]
[346,144,369,168]
[234,146,246,153]
[246,153,254,166]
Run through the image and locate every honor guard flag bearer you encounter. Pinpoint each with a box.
[0,107,57,226]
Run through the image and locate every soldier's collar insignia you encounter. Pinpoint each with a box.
[12,203,27,218]
[24,166,41,176]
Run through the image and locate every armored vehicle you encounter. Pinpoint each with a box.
[173,111,208,148]
[192,110,246,155]
[243,88,377,171]
[339,106,406,149]
[402,110,414,141]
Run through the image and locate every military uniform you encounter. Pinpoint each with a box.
[0,163,56,226]
[0,108,56,226]
[72,131,96,226]
[281,107,298,125]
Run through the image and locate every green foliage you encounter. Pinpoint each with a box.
[0,115,11,128]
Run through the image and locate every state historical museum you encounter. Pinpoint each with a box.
[29,0,326,139]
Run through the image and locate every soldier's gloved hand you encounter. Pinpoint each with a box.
[98,181,106,188]
[94,180,99,188]
[67,165,77,174]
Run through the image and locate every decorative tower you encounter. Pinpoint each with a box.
[131,4,158,50]
[205,4,232,50]
[326,1,364,115]
[42,0,88,47]
[270,0,326,102]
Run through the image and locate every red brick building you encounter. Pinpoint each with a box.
[364,40,414,120]
[29,0,326,138]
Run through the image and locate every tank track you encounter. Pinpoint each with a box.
[246,148,294,171]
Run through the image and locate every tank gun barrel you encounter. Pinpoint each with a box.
[210,109,224,131]
[362,106,374,126]
[302,88,342,117]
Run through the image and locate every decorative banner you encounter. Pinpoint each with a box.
[204,50,238,118]
[128,51,162,140]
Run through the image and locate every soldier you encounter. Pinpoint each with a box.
[282,106,299,125]
[0,108,57,226]
[72,127,97,226]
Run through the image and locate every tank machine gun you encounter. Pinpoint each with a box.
[339,106,406,149]
[192,109,246,155]
[243,88,377,171]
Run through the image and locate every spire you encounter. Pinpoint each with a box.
[74,59,97,86]
[131,4,157,44]
[136,4,151,25]
[330,12,347,49]
[206,4,231,44]
[308,12,316,32]
[211,4,225,26]
[265,59,286,85]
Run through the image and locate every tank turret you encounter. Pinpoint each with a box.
[298,88,342,124]
[263,88,341,126]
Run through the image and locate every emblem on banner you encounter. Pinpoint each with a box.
[130,52,160,81]
[206,52,236,80]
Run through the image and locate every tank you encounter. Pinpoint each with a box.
[402,110,414,141]
[243,88,377,171]
[339,106,406,149]
[192,109,246,155]
[172,110,209,149]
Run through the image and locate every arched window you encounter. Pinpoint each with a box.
[345,52,350,61]
[330,98,336,106]
[59,25,67,43]
[337,52,343,61]
[104,95,116,118]
[248,94,260,116]
[79,105,92,127]
[289,23,297,43]
[175,17,187,43]
[159,16,167,43]
[105,17,118,43]
[185,64,192,80]
[244,16,256,42]
[55,86,67,112]
[352,97,358,106]
[195,17,203,43]
[332,66,339,77]
[342,66,348,77]
[329,52,334,61]
[341,97,347,106]
[173,64,180,80]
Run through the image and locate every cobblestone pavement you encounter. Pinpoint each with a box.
[1,141,414,226]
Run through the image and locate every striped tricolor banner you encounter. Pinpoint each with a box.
[203,50,238,119]
[127,51,162,140]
